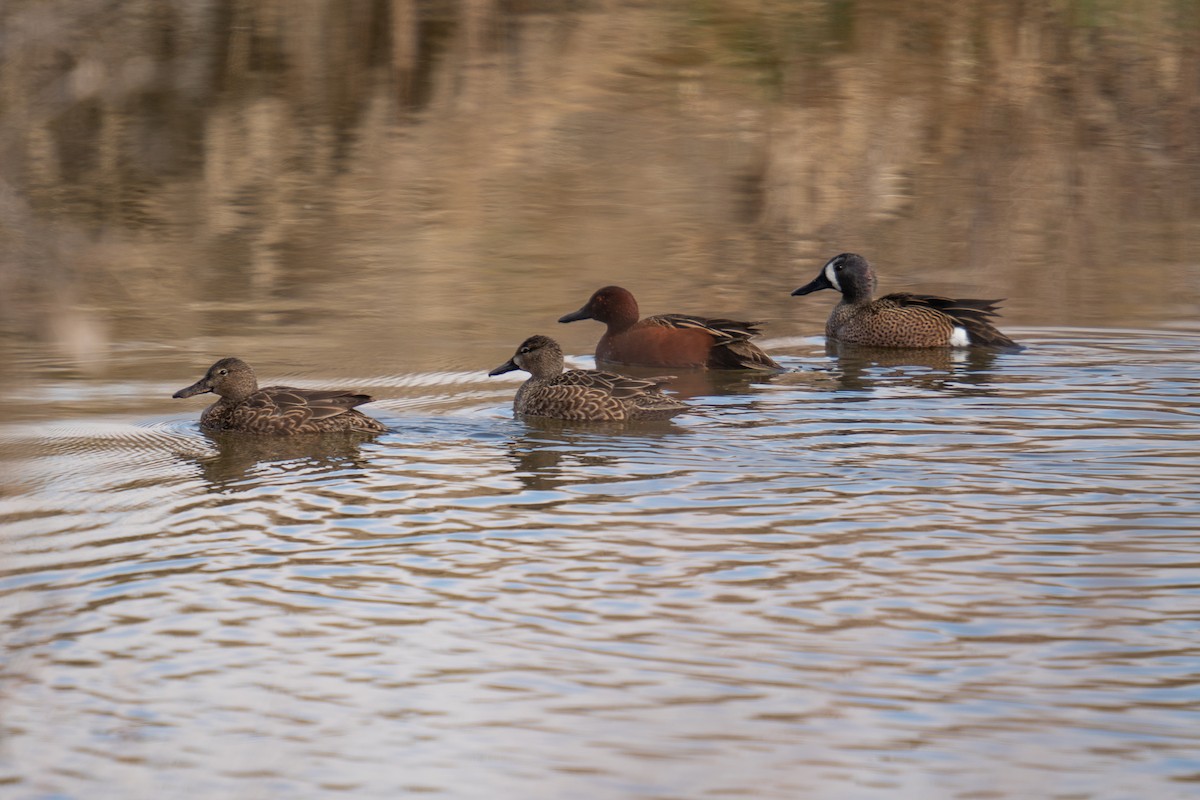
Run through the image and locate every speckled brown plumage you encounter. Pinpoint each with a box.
[792,253,1019,349]
[489,335,688,421]
[173,357,387,435]
[558,286,781,370]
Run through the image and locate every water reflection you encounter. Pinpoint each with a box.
[2,0,1199,367]
[183,430,380,491]
[823,341,1006,394]
[502,415,687,491]
[2,332,1200,798]
[593,362,789,401]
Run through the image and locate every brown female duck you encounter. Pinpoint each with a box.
[558,285,781,370]
[173,357,387,434]
[488,335,688,421]
[792,253,1019,349]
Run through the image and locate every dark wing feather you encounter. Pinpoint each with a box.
[554,369,672,399]
[270,388,375,420]
[884,293,1018,348]
[710,339,783,370]
[890,293,1005,316]
[643,314,781,369]
[643,313,766,343]
[227,387,380,433]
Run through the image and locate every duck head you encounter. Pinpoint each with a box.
[488,335,565,380]
[558,286,640,328]
[792,253,877,303]
[173,357,259,402]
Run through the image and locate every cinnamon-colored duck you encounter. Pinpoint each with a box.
[558,285,781,370]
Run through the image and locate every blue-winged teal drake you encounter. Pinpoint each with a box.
[558,285,781,370]
[488,335,688,421]
[173,357,387,434]
[792,253,1019,349]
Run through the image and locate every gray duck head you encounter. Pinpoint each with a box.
[173,357,259,403]
[792,253,878,303]
[488,335,566,380]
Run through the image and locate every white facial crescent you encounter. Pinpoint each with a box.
[823,260,842,292]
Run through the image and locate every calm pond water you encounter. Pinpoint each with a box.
[3,329,1200,798]
[3,1,1200,798]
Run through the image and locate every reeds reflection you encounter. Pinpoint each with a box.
[1,0,1198,369]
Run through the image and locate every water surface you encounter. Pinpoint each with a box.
[3,330,1200,798]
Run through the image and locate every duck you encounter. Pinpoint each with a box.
[172,357,387,434]
[488,335,688,421]
[558,285,781,370]
[791,253,1019,349]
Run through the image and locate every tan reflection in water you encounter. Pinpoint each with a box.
[1,1,1198,375]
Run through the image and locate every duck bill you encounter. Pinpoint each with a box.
[172,378,212,399]
[488,358,520,377]
[557,306,592,323]
[791,272,834,296]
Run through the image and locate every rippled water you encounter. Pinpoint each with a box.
[3,329,1199,798]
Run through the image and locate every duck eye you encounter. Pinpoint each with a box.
[217,368,228,376]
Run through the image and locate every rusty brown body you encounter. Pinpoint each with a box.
[559,286,781,370]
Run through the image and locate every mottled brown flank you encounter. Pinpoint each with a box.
[515,369,686,421]
[199,387,388,434]
[828,294,1016,348]
[492,335,688,421]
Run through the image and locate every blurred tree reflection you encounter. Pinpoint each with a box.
[1,0,1197,356]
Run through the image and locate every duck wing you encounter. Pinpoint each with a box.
[643,314,766,343]
[641,314,781,369]
[227,386,376,432]
[553,369,674,399]
[882,293,1018,348]
[644,314,781,369]
[263,386,375,418]
[516,370,684,420]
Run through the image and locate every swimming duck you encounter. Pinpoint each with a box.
[558,285,781,370]
[488,335,688,421]
[792,253,1019,349]
[173,357,387,434]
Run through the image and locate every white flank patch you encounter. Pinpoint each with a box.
[949,326,971,347]
[823,262,841,292]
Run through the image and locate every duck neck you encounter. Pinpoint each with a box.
[842,271,877,305]
[514,373,554,409]
[220,379,258,404]
[602,294,640,333]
